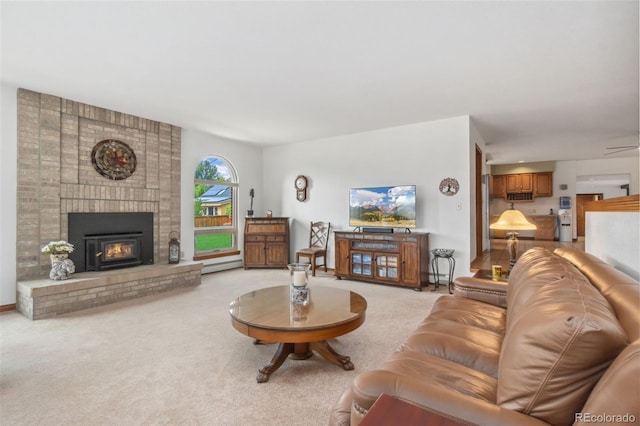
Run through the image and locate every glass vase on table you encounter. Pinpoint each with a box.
[288,263,311,306]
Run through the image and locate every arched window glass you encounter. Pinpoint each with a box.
[194,156,238,258]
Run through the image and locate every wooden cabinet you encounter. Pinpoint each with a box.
[334,231,429,290]
[492,172,553,200]
[534,172,553,197]
[530,215,556,240]
[506,173,533,193]
[334,237,351,276]
[401,241,422,285]
[490,175,506,198]
[244,217,289,268]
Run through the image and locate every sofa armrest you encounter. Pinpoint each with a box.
[349,370,550,426]
[453,277,508,308]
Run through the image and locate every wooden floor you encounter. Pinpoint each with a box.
[471,238,585,272]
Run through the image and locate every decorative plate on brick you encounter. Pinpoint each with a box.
[91,139,137,180]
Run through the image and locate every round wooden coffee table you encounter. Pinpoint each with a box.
[229,285,367,383]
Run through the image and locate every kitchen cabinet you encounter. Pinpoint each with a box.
[490,215,556,240]
[530,215,556,240]
[492,172,552,200]
[506,173,533,193]
[490,175,506,198]
[534,172,553,197]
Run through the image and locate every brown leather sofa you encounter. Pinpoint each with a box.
[329,247,639,426]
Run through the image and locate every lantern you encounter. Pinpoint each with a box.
[168,231,180,264]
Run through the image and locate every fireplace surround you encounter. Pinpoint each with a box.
[16,89,202,320]
[16,89,181,281]
[68,212,154,272]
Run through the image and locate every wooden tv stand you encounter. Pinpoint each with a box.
[334,231,430,291]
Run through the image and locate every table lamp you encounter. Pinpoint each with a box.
[490,203,537,271]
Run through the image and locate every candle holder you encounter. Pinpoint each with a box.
[290,302,309,322]
[288,263,311,305]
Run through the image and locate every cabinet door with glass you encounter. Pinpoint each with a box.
[351,251,373,278]
[375,254,400,282]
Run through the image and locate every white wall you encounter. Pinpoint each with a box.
[0,85,18,305]
[180,128,263,271]
[576,181,629,199]
[557,159,639,240]
[263,116,476,279]
[576,158,640,195]
[586,212,639,280]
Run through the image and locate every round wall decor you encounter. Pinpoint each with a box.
[91,139,137,180]
[439,177,460,196]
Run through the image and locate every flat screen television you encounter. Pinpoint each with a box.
[349,185,416,229]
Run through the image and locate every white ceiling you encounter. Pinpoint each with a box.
[1,1,638,164]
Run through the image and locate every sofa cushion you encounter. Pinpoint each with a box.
[397,296,506,378]
[400,318,503,378]
[351,350,498,412]
[497,276,628,426]
[428,296,506,334]
[506,247,587,326]
[555,247,640,341]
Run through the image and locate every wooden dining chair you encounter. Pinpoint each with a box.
[295,221,331,276]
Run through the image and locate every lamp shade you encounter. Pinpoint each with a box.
[490,208,537,231]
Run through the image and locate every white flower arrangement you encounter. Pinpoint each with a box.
[41,240,75,255]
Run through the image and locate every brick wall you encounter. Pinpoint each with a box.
[16,89,181,280]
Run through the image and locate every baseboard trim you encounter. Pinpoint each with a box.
[0,303,16,312]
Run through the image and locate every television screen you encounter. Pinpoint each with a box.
[349,185,416,229]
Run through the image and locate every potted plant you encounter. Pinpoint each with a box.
[42,240,75,264]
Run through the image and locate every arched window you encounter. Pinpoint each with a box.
[193,156,239,259]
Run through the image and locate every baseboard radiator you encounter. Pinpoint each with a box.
[202,260,244,274]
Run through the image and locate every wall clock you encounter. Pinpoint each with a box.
[295,175,308,202]
[91,139,137,180]
[439,177,460,196]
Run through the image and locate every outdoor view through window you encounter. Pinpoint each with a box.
[194,156,238,257]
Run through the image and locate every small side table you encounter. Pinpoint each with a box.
[473,269,508,282]
[431,249,455,294]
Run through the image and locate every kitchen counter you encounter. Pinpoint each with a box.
[490,214,557,240]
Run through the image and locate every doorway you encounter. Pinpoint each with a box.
[475,146,483,258]
[576,193,603,237]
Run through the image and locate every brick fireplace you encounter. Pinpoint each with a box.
[15,89,201,319]
[16,88,181,280]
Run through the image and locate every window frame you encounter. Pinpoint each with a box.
[193,156,240,260]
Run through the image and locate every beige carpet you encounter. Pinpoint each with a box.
[0,268,448,426]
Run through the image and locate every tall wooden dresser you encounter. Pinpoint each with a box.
[243,217,290,269]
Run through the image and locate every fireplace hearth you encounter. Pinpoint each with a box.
[68,212,154,272]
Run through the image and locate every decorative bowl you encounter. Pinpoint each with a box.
[432,248,455,257]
